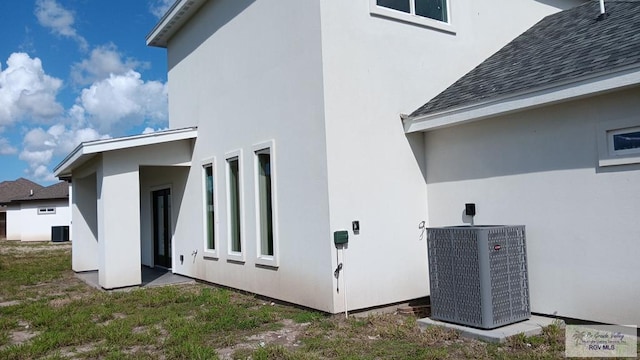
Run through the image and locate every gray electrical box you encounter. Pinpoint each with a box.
[426,225,530,329]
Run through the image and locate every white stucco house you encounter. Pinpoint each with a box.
[54,0,640,326]
[0,179,71,242]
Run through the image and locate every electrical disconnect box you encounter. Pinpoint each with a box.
[334,230,348,246]
[426,225,530,329]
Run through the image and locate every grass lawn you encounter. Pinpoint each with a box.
[0,240,590,359]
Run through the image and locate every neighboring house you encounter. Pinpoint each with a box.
[0,179,71,242]
[0,178,43,241]
[56,0,640,325]
[404,1,640,326]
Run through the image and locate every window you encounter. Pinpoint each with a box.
[597,119,640,167]
[377,0,448,22]
[203,162,217,253]
[253,141,278,266]
[38,207,56,215]
[257,150,274,256]
[610,127,640,155]
[227,154,243,257]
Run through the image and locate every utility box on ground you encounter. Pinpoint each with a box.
[426,225,530,329]
[51,226,70,242]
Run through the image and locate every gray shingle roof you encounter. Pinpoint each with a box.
[410,0,640,118]
[10,181,69,202]
[0,178,44,204]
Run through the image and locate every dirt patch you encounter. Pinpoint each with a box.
[57,341,105,358]
[0,300,20,307]
[0,242,71,254]
[8,321,38,346]
[216,319,309,359]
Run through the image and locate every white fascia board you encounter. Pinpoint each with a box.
[146,0,208,48]
[53,127,198,178]
[404,66,640,133]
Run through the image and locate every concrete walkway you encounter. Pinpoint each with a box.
[76,267,195,291]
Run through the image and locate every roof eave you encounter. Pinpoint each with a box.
[405,66,640,133]
[53,127,198,179]
[146,0,208,48]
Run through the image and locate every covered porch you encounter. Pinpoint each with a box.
[53,128,197,290]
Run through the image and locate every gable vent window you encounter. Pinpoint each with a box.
[38,207,56,215]
[376,0,448,22]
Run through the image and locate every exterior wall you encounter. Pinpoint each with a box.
[72,171,99,272]
[167,0,335,311]
[423,88,640,325]
[5,199,70,241]
[317,0,582,311]
[5,204,22,240]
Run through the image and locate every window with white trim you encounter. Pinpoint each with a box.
[597,119,640,167]
[38,207,56,215]
[376,0,448,22]
[226,153,243,258]
[203,162,217,254]
[256,149,274,257]
[253,141,278,266]
[609,127,640,156]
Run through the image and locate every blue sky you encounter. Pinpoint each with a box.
[0,0,175,184]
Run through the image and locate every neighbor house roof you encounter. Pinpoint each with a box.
[10,182,69,203]
[146,0,207,48]
[0,178,44,205]
[406,0,640,132]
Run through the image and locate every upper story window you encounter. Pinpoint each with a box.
[377,0,448,22]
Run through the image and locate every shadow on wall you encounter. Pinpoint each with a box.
[167,0,256,71]
[418,90,640,184]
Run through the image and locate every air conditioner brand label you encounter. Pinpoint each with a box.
[494,244,502,251]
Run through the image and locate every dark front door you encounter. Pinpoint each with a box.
[0,212,6,240]
[152,188,172,268]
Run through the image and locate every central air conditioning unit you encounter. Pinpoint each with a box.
[426,225,530,329]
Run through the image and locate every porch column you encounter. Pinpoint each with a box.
[71,173,99,272]
[97,154,142,289]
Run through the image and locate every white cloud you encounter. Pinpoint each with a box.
[0,52,64,128]
[150,0,176,18]
[79,70,168,134]
[35,0,88,51]
[0,138,18,155]
[71,44,147,86]
[20,123,109,181]
[142,126,169,134]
